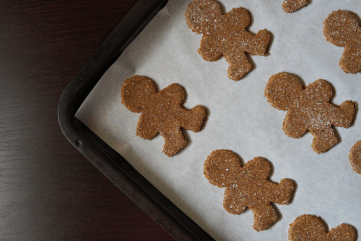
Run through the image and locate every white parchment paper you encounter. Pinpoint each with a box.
[76,1,361,240]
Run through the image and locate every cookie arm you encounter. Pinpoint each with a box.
[309,126,338,154]
[340,44,361,74]
[283,110,308,138]
[282,0,308,13]
[224,52,253,80]
[199,35,222,61]
[306,79,333,102]
[243,157,271,179]
[161,83,186,106]
[250,203,278,231]
[223,187,247,215]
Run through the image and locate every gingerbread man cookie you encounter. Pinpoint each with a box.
[349,141,361,174]
[265,72,356,154]
[204,150,295,231]
[288,214,356,241]
[324,10,361,74]
[121,75,207,157]
[282,0,308,13]
[185,0,271,80]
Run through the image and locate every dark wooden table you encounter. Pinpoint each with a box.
[0,1,173,240]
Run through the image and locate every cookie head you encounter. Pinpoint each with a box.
[288,215,327,240]
[204,150,242,188]
[185,0,222,34]
[121,75,157,113]
[265,72,303,111]
[324,10,361,47]
[349,140,361,174]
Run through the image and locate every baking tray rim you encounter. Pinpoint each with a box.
[57,0,214,240]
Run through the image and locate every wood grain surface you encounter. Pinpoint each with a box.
[0,1,173,240]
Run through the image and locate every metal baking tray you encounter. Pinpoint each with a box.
[58,0,214,240]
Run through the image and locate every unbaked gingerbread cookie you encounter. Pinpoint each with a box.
[265,72,356,154]
[288,214,356,241]
[204,150,295,231]
[324,10,361,74]
[349,141,361,174]
[121,75,207,157]
[185,0,271,80]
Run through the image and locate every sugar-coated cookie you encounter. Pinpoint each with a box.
[185,0,271,80]
[324,10,361,74]
[288,214,356,241]
[204,150,295,231]
[265,72,356,154]
[121,75,207,157]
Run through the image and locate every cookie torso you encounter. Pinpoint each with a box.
[289,85,335,134]
[225,170,276,209]
[205,10,268,57]
[139,91,181,133]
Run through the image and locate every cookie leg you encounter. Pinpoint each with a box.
[198,35,222,61]
[223,187,247,215]
[250,203,278,231]
[310,127,338,154]
[340,45,361,74]
[251,30,271,55]
[225,52,252,80]
[136,113,159,140]
[331,101,356,128]
[161,128,187,157]
[271,179,295,205]
[176,106,207,132]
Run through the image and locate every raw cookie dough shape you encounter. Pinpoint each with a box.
[185,0,271,80]
[324,10,361,74]
[204,150,295,231]
[265,72,356,154]
[288,214,357,241]
[121,75,207,157]
[282,0,308,13]
[349,140,361,174]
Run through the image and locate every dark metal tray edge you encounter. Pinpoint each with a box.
[57,0,214,240]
